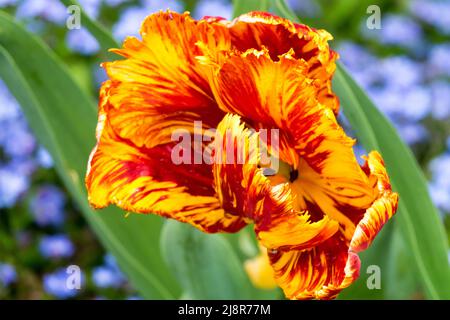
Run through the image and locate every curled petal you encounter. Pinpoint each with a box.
[350,152,399,252]
[268,152,398,299]
[103,11,230,148]
[211,113,270,220]
[86,104,246,233]
[223,11,339,113]
[268,234,360,300]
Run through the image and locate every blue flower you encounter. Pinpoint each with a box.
[16,0,67,25]
[0,0,18,7]
[66,27,100,55]
[428,153,450,212]
[113,6,149,40]
[92,266,124,288]
[0,119,36,159]
[0,263,17,287]
[104,253,122,274]
[429,183,450,213]
[29,184,66,227]
[92,254,126,288]
[39,234,75,259]
[0,79,21,122]
[193,0,233,20]
[429,154,450,189]
[378,56,422,89]
[337,42,380,88]
[410,0,450,35]
[427,43,450,78]
[362,14,424,50]
[0,163,30,208]
[395,123,429,145]
[113,0,184,41]
[78,0,102,18]
[43,268,83,299]
[430,81,450,120]
[368,85,430,122]
[36,147,54,169]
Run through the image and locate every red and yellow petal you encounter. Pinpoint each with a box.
[211,113,269,220]
[212,114,339,250]
[102,11,230,148]
[266,152,398,300]
[222,11,339,113]
[350,152,399,252]
[86,110,246,233]
[268,234,360,300]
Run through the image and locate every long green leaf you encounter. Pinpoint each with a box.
[0,12,180,299]
[334,63,450,299]
[161,221,254,299]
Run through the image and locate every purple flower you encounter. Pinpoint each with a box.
[0,0,17,7]
[78,0,102,18]
[92,254,126,288]
[0,119,36,159]
[410,0,450,35]
[430,81,450,120]
[39,234,75,259]
[16,0,67,25]
[66,27,100,56]
[43,268,83,299]
[395,123,429,145]
[286,0,321,17]
[368,85,430,122]
[429,183,450,213]
[0,263,17,286]
[36,147,54,169]
[428,43,450,78]
[113,6,149,40]
[362,14,423,50]
[378,56,422,89]
[193,0,233,20]
[29,184,66,227]
[92,266,124,288]
[429,154,450,189]
[113,0,184,41]
[428,153,450,212]
[0,79,21,122]
[0,163,30,208]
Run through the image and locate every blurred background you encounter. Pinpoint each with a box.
[0,0,449,299]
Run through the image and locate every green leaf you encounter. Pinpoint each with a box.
[333,63,450,299]
[0,12,180,299]
[161,220,254,299]
[272,0,299,22]
[232,0,269,17]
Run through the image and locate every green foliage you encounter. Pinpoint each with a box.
[0,12,180,299]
